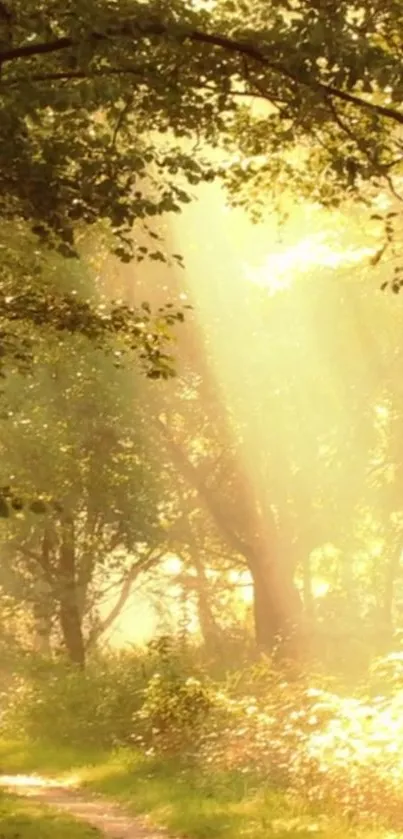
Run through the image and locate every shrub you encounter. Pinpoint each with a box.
[4,650,147,748]
[137,671,216,754]
[3,636,213,750]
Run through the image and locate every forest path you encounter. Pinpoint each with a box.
[0,774,173,839]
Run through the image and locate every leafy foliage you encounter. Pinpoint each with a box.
[6,652,147,747]
[136,637,215,752]
[0,318,172,659]
[0,223,185,385]
[0,0,401,255]
[0,220,187,520]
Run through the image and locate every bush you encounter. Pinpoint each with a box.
[3,636,214,750]
[4,650,148,748]
[137,671,216,754]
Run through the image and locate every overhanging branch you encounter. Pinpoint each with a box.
[0,18,402,128]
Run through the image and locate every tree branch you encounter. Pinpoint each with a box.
[155,416,253,559]
[1,19,402,127]
[86,549,162,646]
[15,543,54,585]
[3,66,144,86]
[111,94,135,148]
[0,34,86,63]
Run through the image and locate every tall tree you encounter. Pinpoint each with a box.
[0,244,172,664]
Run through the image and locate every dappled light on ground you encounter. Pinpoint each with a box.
[0,774,78,789]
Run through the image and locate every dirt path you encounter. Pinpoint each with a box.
[0,774,173,839]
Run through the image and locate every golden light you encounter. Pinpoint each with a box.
[312,581,330,598]
[375,403,389,422]
[0,774,79,789]
[92,136,388,646]
[229,570,254,605]
[162,554,183,575]
[243,234,374,294]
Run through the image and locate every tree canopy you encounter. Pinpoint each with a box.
[0,0,401,256]
[0,0,401,384]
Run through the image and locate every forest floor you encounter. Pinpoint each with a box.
[0,740,398,839]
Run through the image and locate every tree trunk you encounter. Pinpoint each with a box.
[58,513,85,668]
[249,554,303,658]
[192,552,221,650]
[155,419,303,659]
[32,594,52,655]
[379,539,403,652]
[301,552,314,620]
[32,535,54,655]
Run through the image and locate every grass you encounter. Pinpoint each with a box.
[0,739,390,839]
[0,788,101,839]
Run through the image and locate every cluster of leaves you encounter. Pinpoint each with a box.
[136,653,215,753]
[3,639,214,749]
[0,485,59,518]
[0,288,186,380]
[0,0,218,260]
[215,0,403,211]
[0,288,185,519]
[374,210,403,292]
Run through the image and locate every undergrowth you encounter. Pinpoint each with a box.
[3,637,403,834]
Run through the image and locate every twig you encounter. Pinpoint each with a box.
[111,94,134,148]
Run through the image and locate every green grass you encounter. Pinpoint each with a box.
[0,739,386,839]
[0,738,107,775]
[0,789,101,839]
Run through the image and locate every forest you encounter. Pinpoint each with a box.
[0,1,403,838]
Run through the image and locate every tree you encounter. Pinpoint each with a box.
[0,217,188,524]
[0,351,167,666]
[0,246,175,665]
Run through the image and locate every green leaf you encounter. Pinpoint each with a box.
[29,499,48,515]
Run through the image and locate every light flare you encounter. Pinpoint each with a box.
[244,235,373,295]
